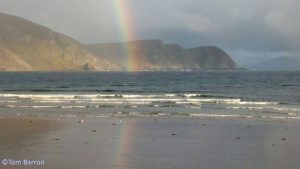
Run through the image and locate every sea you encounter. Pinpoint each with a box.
[0,71,299,119]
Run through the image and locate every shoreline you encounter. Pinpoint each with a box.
[1,112,300,121]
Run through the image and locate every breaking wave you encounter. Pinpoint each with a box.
[0,93,299,118]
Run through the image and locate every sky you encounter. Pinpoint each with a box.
[0,0,299,66]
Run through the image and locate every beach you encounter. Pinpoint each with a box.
[1,116,300,169]
[0,71,299,169]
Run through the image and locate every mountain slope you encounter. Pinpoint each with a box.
[184,46,236,69]
[86,40,237,70]
[0,13,237,71]
[247,56,300,71]
[0,13,118,71]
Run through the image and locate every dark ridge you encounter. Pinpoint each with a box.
[0,12,237,71]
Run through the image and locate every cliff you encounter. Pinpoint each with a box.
[183,46,237,70]
[86,40,237,70]
[0,13,237,71]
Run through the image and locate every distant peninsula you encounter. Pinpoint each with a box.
[0,13,237,71]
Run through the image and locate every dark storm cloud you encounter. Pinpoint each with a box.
[0,0,299,65]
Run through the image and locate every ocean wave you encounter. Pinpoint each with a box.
[189,113,244,118]
[0,93,298,118]
[226,106,300,112]
[3,105,61,108]
[0,93,283,108]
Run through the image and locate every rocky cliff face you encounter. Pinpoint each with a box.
[86,40,237,70]
[0,13,237,71]
[0,13,118,71]
[183,46,237,70]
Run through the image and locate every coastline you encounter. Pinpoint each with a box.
[1,115,300,169]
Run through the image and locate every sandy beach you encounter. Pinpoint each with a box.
[0,116,300,169]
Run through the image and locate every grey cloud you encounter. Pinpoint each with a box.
[0,0,299,65]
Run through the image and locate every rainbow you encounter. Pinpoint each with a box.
[113,0,142,71]
[113,120,135,168]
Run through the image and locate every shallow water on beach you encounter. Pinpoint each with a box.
[0,71,299,118]
[2,117,300,169]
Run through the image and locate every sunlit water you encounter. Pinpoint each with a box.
[0,71,299,118]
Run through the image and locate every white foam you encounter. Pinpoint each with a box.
[37,100,72,103]
[0,94,75,99]
[189,106,202,109]
[5,105,60,108]
[288,112,296,116]
[238,101,278,105]
[158,113,168,116]
[31,106,60,108]
[61,106,87,109]
[226,106,300,112]
[184,94,201,97]
[189,113,242,118]
[122,94,162,98]
[96,94,120,97]
[74,94,99,98]
[1,93,296,120]
[217,99,241,103]
[6,105,16,108]
[272,107,300,111]
[0,100,18,103]
[226,106,264,110]
[268,116,287,119]
[227,106,240,109]
[0,93,272,105]
[165,94,176,97]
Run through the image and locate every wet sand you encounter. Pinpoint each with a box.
[0,116,300,169]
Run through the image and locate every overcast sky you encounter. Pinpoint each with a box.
[0,0,299,66]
